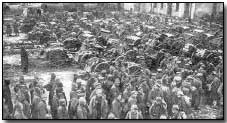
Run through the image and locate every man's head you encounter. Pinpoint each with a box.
[50,73,56,81]
[114,78,120,86]
[19,76,25,84]
[172,104,179,114]
[4,79,10,86]
[76,79,82,86]
[155,97,162,104]
[174,76,182,85]
[96,89,103,97]
[177,90,184,98]
[186,75,194,82]
[73,74,78,82]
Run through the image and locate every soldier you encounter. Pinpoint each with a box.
[110,78,121,104]
[75,79,85,93]
[149,97,167,119]
[128,91,138,108]
[209,77,221,107]
[56,79,66,93]
[89,89,108,119]
[77,97,89,119]
[21,92,31,119]
[13,22,20,36]
[57,99,69,119]
[21,47,29,73]
[14,95,27,119]
[37,9,41,17]
[37,98,48,119]
[176,90,191,115]
[29,77,39,103]
[122,83,132,118]
[191,73,203,110]
[139,80,150,103]
[156,69,163,79]
[17,76,30,104]
[86,77,97,102]
[125,104,143,119]
[3,98,11,119]
[31,87,41,119]
[6,23,12,36]
[170,104,187,119]
[137,87,146,118]
[111,94,122,119]
[148,84,163,105]
[160,78,172,116]
[217,81,223,106]
[3,79,13,116]
[44,73,57,115]
[45,106,52,119]
[68,89,79,119]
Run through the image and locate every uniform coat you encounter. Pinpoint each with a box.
[89,96,108,119]
[31,95,41,119]
[112,98,122,118]
[77,104,89,119]
[37,100,48,119]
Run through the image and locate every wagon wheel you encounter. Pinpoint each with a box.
[94,62,110,73]
[127,65,142,76]
[125,50,137,62]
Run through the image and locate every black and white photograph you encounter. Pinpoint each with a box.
[2,2,224,119]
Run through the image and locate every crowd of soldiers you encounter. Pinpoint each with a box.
[3,7,223,119]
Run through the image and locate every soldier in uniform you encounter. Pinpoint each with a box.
[137,87,146,118]
[191,73,203,110]
[149,97,167,119]
[77,97,89,119]
[31,87,41,119]
[89,89,108,119]
[57,99,69,119]
[68,89,80,119]
[21,92,31,119]
[56,80,67,105]
[170,104,187,119]
[176,90,191,115]
[37,98,48,119]
[128,91,138,109]
[17,76,30,104]
[13,22,19,36]
[29,77,39,104]
[125,104,143,119]
[111,94,122,119]
[110,78,121,104]
[209,77,221,107]
[44,73,57,117]
[148,84,163,105]
[6,23,12,36]
[3,98,11,119]
[3,79,13,116]
[13,95,27,119]
[21,47,29,73]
